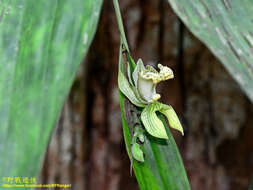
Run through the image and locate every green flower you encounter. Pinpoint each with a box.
[118,47,184,140]
[133,59,174,103]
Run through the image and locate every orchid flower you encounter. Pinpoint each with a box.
[118,46,184,161]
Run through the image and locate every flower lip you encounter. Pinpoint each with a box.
[135,62,174,103]
[157,64,174,81]
[140,64,174,84]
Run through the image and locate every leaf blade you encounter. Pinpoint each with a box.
[0,0,103,183]
[167,0,253,101]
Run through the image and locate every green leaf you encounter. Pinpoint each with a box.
[167,0,253,102]
[141,103,168,139]
[159,104,184,136]
[0,0,103,185]
[120,93,191,190]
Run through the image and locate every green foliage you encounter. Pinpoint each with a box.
[0,0,103,186]
[167,0,253,101]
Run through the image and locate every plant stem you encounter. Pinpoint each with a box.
[113,0,129,51]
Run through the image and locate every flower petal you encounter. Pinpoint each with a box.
[159,103,184,136]
[118,48,146,107]
[158,64,174,81]
[133,58,145,87]
[118,68,146,107]
[141,103,168,139]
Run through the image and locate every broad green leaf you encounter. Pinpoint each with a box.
[167,0,253,102]
[159,104,184,136]
[120,93,191,190]
[0,0,103,185]
[141,103,168,139]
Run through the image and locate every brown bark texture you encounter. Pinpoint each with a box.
[40,0,253,190]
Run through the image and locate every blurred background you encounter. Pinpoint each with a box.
[39,0,253,189]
